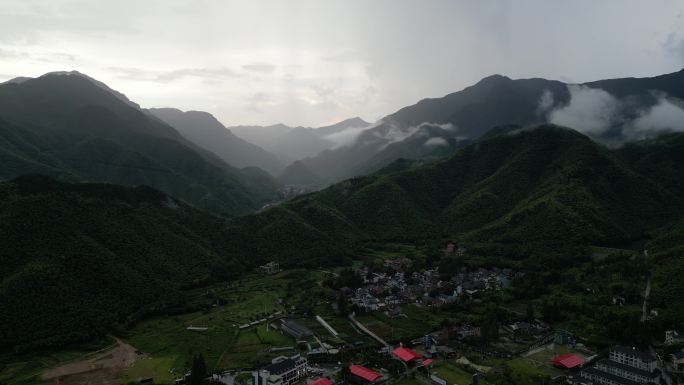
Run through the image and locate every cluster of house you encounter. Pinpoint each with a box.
[504,321,551,338]
[252,346,444,385]
[576,346,660,385]
[340,260,515,313]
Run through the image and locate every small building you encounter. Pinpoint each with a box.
[253,354,308,385]
[280,319,313,340]
[670,351,684,372]
[393,346,422,362]
[665,330,684,345]
[308,378,333,385]
[550,353,585,369]
[258,262,281,275]
[349,365,382,383]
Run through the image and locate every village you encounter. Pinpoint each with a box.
[31,245,684,385]
[342,256,516,314]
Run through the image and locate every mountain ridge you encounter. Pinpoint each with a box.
[147,107,284,175]
[0,72,279,216]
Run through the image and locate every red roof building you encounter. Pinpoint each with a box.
[350,365,383,382]
[550,353,585,369]
[393,347,422,362]
[309,378,333,385]
[420,358,434,367]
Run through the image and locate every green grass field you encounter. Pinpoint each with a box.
[123,357,177,384]
[432,362,481,385]
[505,344,582,383]
[119,273,300,379]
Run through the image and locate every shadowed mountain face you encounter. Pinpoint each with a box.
[0,175,236,352]
[3,125,684,352]
[290,70,684,186]
[230,117,371,163]
[147,108,284,175]
[0,72,278,216]
[223,126,684,267]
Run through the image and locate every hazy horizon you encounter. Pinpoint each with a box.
[2,0,684,127]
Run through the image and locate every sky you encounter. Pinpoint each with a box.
[1,0,684,127]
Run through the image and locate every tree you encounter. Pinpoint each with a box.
[525,302,535,322]
[189,354,208,385]
[337,295,348,316]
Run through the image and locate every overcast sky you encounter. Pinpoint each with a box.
[1,0,684,127]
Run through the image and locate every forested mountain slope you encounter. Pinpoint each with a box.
[0,72,278,216]
[148,108,284,175]
[0,175,238,352]
[224,126,684,266]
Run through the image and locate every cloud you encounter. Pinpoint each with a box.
[544,84,684,142]
[155,67,238,82]
[626,97,684,139]
[109,66,238,83]
[322,51,361,62]
[548,85,619,135]
[323,121,379,148]
[242,62,276,74]
[536,89,554,116]
[423,137,448,147]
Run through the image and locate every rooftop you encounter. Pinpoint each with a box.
[611,346,656,362]
[308,378,333,385]
[597,359,658,378]
[582,367,640,385]
[264,357,301,374]
[550,353,585,369]
[350,365,383,382]
[393,347,422,362]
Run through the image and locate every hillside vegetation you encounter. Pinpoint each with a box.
[0,72,278,216]
[3,125,684,354]
[224,126,684,266]
[0,175,236,353]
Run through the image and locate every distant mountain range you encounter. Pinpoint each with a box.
[3,67,684,353]
[223,125,684,267]
[147,108,284,175]
[230,117,370,163]
[288,69,684,186]
[0,71,278,216]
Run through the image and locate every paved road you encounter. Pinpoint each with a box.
[641,277,652,322]
[348,313,390,347]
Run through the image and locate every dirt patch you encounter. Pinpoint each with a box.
[40,338,146,385]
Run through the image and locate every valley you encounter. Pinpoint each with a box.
[0,241,664,385]
[2,8,684,384]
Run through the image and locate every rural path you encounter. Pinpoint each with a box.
[348,313,390,347]
[316,315,339,337]
[641,276,652,322]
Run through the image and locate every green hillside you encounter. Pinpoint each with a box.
[2,125,683,354]
[0,72,278,216]
[0,175,237,353]
[223,126,684,265]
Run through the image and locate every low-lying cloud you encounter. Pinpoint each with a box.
[323,121,376,148]
[423,137,449,147]
[548,85,619,135]
[323,120,458,150]
[542,85,684,142]
[627,97,684,139]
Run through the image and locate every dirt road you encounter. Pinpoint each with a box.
[40,338,145,385]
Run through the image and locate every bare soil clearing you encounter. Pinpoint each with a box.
[40,338,145,385]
